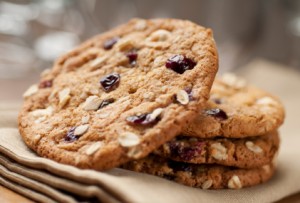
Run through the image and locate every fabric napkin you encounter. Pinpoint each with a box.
[0,59,299,203]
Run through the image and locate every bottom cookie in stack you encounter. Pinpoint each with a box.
[122,132,279,189]
[122,154,275,189]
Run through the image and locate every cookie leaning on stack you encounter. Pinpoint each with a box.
[18,19,218,171]
[122,75,285,189]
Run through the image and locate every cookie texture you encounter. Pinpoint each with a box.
[154,131,279,168]
[18,18,218,170]
[122,155,275,189]
[183,74,285,138]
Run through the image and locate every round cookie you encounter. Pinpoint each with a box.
[183,74,285,138]
[18,18,218,170]
[154,131,279,168]
[122,155,275,189]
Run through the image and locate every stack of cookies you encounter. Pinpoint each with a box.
[123,74,284,189]
[19,18,284,190]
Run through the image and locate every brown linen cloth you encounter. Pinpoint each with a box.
[0,59,299,203]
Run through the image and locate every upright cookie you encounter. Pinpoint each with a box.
[154,131,279,168]
[19,19,218,170]
[183,74,285,138]
[122,155,275,189]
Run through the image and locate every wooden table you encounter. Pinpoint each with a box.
[0,186,33,203]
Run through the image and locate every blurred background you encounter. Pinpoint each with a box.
[0,0,299,99]
[1,1,300,202]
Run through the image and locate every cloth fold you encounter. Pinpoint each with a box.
[0,175,56,203]
[0,59,299,203]
[0,154,117,203]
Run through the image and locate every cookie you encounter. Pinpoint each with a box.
[183,74,285,138]
[122,155,275,189]
[18,18,218,170]
[154,131,279,168]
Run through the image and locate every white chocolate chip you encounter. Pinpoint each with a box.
[147,29,171,42]
[135,20,147,30]
[74,124,89,136]
[118,132,140,147]
[256,97,278,106]
[90,55,108,69]
[202,179,213,189]
[245,141,263,154]
[127,147,143,158]
[34,116,46,124]
[23,84,38,98]
[83,96,102,111]
[85,142,103,155]
[149,108,163,121]
[81,115,90,124]
[96,112,110,119]
[228,175,242,189]
[176,90,189,105]
[211,143,228,160]
[31,106,54,118]
[116,38,133,51]
[221,73,246,89]
[32,106,54,124]
[58,88,71,108]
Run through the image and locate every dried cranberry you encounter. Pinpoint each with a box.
[205,108,228,120]
[126,113,160,126]
[168,140,203,161]
[183,144,203,161]
[167,160,193,173]
[100,73,120,92]
[162,174,176,181]
[169,142,181,156]
[166,55,196,74]
[103,37,119,50]
[212,98,222,104]
[64,127,79,142]
[39,80,53,88]
[98,98,115,109]
[126,50,138,65]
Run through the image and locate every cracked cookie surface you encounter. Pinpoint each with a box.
[18,18,218,170]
